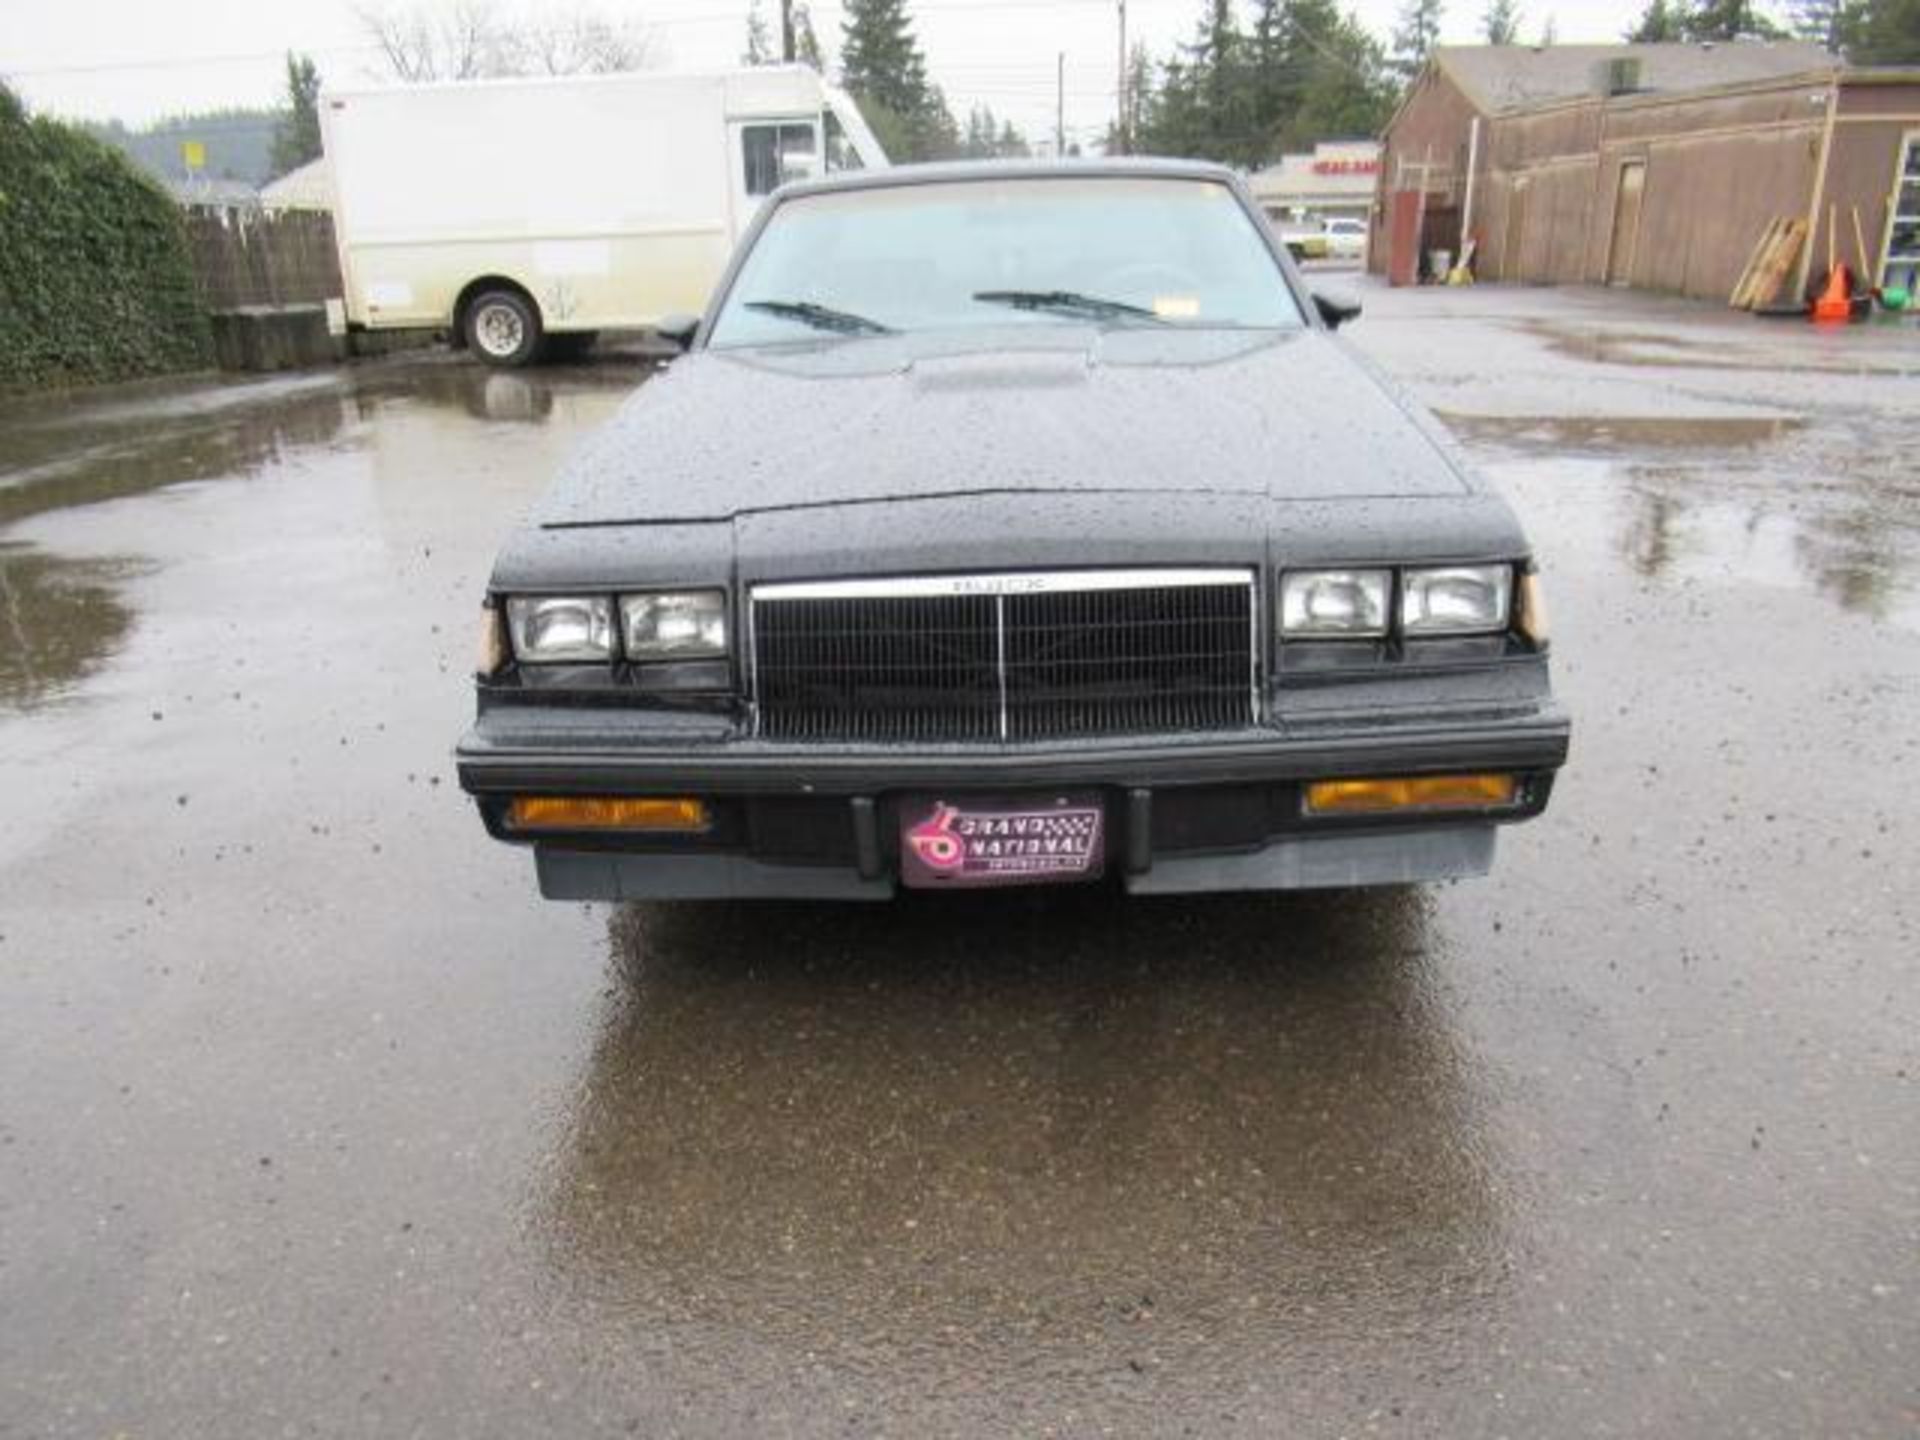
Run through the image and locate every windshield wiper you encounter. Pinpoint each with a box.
[743,299,893,336]
[973,289,1166,324]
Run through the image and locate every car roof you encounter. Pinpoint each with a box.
[776,156,1245,201]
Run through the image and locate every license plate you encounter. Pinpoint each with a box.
[898,794,1105,889]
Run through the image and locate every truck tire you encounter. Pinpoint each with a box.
[465,290,543,367]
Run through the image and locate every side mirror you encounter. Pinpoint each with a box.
[656,313,700,352]
[1313,293,1362,330]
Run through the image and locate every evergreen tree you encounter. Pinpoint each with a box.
[958,105,1031,157]
[269,53,323,177]
[1390,0,1445,80]
[1788,0,1863,50]
[1683,0,1786,38]
[1133,0,1390,164]
[1626,0,1685,38]
[1483,0,1524,42]
[840,0,955,160]
[841,0,931,118]
[1851,0,1920,59]
[1145,0,1261,165]
[1285,12,1394,149]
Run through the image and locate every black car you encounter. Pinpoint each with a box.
[457,160,1570,900]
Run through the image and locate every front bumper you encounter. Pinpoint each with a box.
[456,704,1570,900]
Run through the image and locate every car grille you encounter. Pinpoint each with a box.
[749,569,1258,743]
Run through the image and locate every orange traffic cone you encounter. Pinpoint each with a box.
[1813,202,1853,324]
[1813,264,1853,323]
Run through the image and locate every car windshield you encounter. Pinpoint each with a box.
[706,174,1305,348]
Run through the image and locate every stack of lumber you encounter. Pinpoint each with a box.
[1730,218,1808,311]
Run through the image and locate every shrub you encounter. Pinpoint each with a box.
[0,84,213,388]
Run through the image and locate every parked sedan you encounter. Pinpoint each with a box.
[457,160,1569,900]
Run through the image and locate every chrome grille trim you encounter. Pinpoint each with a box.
[752,567,1254,601]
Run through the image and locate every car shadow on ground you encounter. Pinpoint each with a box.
[529,888,1518,1381]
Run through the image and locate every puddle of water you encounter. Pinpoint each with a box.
[1440,413,1804,452]
[0,355,657,532]
[1514,316,1920,376]
[1490,452,1920,632]
[0,543,140,710]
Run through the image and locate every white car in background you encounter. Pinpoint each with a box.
[1322,217,1368,261]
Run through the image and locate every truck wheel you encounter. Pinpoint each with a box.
[465,290,542,367]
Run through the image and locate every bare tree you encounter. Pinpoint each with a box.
[358,1,654,81]
[360,4,444,80]
[512,4,654,74]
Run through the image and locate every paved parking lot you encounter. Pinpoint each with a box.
[2,285,1916,1436]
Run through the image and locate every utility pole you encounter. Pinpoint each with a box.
[1116,0,1128,154]
[1056,52,1065,157]
[781,0,795,62]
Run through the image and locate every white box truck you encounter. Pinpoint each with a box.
[320,66,887,365]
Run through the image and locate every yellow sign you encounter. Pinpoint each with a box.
[180,139,206,172]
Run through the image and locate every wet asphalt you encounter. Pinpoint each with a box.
[1,285,1916,1437]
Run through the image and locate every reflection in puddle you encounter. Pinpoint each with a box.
[535,891,1511,1391]
[0,353,657,534]
[1454,410,1920,631]
[351,354,656,426]
[1620,477,1917,627]
[0,543,139,709]
[0,353,660,713]
[0,385,355,532]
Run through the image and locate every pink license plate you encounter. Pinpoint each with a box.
[898,795,1105,889]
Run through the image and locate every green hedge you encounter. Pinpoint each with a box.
[0,85,212,389]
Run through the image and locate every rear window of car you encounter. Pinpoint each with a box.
[708,174,1305,348]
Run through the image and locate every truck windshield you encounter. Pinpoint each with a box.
[707,175,1304,348]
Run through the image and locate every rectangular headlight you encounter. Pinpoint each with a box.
[1280,569,1391,637]
[505,595,613,662]
[1400,565,1512,635]
[620,590,728,660]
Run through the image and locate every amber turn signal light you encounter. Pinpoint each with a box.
[1304,773,1519,816]
[506,796,710,832]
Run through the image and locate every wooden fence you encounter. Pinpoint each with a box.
[181,204,342,311]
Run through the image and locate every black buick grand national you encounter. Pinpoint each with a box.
[456,160,1570,901]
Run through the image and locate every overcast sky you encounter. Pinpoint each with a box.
[6,0,1657,150]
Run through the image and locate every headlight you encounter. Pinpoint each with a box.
[1400,565,1512,635]
[620,590,728,660]
[505,595,613,662]
[1280,569,1390,637]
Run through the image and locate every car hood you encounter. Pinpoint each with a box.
[532,326,1473,527]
